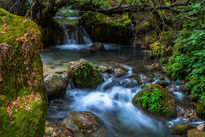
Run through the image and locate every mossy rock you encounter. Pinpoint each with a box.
[0,9,46,137]
[80,11,133,45]
[132,84,176,118]
[171,124,191,135]
[187,129,205,137]
[67,59,103,88]
[196,103,205,118]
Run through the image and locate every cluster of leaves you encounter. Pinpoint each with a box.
[166,0,205,104]
[136,87,169,117]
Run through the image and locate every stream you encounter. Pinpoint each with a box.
[40,43,197,137]
[40,14,204,137]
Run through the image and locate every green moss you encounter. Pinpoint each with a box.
[172,124,190,135]
[0,95,45,137]
[80,11,132,44]
[132,84,176,118]
[187,129,205,137]
[0,9,46,137]
[68,60,103,88]
[196,103,205,118]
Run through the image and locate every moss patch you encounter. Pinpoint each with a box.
[0,9,46,137]
[171,124,190,135]
[68,59,103,88]
[80,11,132,45]
[132,84,176,118]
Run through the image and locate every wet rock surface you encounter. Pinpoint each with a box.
[44,74,68,99]
[62,111,105,137]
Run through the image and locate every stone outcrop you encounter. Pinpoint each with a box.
[0,9,47,137]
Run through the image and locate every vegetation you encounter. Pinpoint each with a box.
[165,0,205,117]
[132,84,176,118]
[0,8,46,136]
[0,0,205,136]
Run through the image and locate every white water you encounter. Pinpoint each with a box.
[47,67,173,137]
[63,25,92,45]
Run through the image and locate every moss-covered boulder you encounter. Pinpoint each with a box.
[67,59,103,88]
[196,103,205,118]
[0,9,47,137]
[62,111,105,137]
[171,124,191,135]
[132,84,176,118]
[187,129,205,137]
[80,11,133,45]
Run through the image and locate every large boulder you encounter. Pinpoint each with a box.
[187,129,205,137]
[0,9,46,136]
[62,111,106,137]
[67,59,103,88]
[171,124,191,135]
[132,84,176,118]
[44,74,68,99]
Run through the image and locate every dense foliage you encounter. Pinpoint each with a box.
[166,0,205,106]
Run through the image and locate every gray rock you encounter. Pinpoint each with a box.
[197,124,205,131]
[44,74,68,99]
[90,43,105,52]
[62,111,106,137]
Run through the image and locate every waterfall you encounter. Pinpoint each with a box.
[63,25,92,44]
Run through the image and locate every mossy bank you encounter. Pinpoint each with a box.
[0,9,47,137]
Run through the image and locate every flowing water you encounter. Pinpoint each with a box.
[40,14,204,137]
[40,43,178,137]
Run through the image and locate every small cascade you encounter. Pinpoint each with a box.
[66,79,75,90]
[54,8,92,45]
[62,25,92,44]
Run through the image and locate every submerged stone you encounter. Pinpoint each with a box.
[132,84,176,118]
[0,9,46,136]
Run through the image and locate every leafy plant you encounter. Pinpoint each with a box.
[136,88,169,116]
[165,0,205,107]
